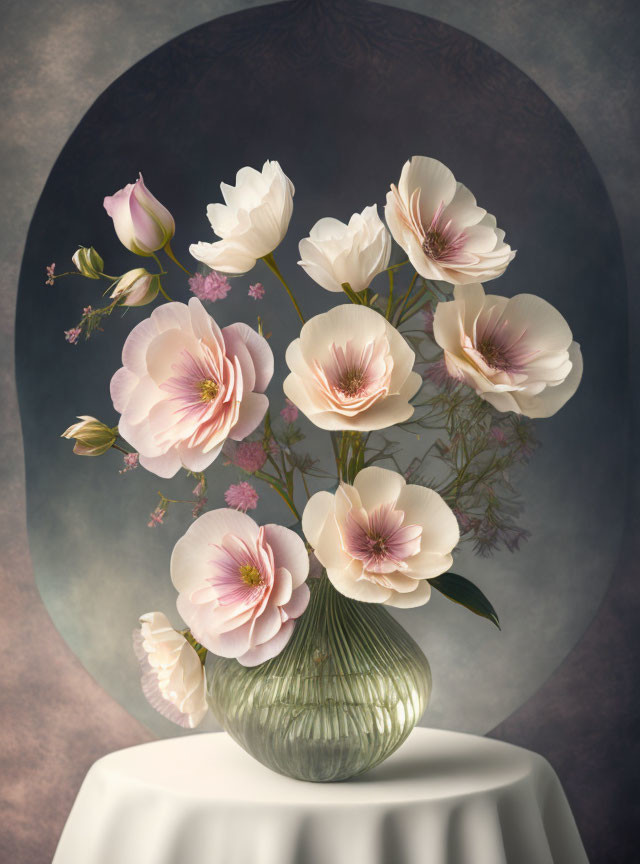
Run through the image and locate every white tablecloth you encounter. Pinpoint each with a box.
[52,728,588,864]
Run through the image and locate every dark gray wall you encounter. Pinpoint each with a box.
[2,1,638,862]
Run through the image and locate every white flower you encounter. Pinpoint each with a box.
[298,205,391,293]
[385,156,515,284]
[132,612,207,728]
[433,283,583,418]
[189,161,294,274]
[302,466,459,607]
[283,304,422,431]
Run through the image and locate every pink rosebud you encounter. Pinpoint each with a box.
[280,398,298,424]
[248,282,265,300]
[224,481,259,512]
[104,173,175,256]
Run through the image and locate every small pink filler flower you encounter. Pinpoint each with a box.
[64,327,82,345]
[248,282,265,300]
[189,271,231,302]
[171,509,310,666]
[225,481,259,512]
[280,399,298,424]
[46,263,56,285]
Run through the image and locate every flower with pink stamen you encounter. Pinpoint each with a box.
[110,297,273,477]
[171,509,310,666]
[225,481,259,511]
[385,156,515,284]
[433,283,583,418]
[284,304,421,431]
[302,466,459,607]
[120,452,139,473]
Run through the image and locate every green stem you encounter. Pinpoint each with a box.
[254,469,300,520]
[393,271,418,324]
[341,282,364,305]
[262,252,305,324]
[157,279,173,302]
[385,269,394,319]
[163,241,193,276]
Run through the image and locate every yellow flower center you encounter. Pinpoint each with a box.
[198,378,219,402]
[337,367,365,397]
[239,563,262,585]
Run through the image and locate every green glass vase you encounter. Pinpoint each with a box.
[207,572,432,782]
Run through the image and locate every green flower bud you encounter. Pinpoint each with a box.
[62,416,117,456]
[72,246,104,279]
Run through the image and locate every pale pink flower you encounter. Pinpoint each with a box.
[133,611,207,728]
[119,452,139,473]
[385,156,515,284]
[83,305,93,315]
[64,327,82,344]
[171,509,310,665]
[46,263,56,285]
[104,174,174,256]
[188,271,231,302]
[225,481,259,512]
[283,304,421,431]
[110,297,273,478]
[224,440,266,473]
[433,283,583,418]
[303,466,459,607]
[248,282,265,300]
[280,398,298,424]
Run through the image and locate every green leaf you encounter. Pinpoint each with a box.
[429,572,501,629]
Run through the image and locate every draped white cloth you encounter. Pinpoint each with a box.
[52,729,588,864]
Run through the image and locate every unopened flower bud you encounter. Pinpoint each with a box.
[110,268,160,307]
[72,246,104,279]
[62,415,117,456]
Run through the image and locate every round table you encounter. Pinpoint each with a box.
[52,729,588,864]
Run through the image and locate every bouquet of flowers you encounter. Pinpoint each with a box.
[56,156,582,777]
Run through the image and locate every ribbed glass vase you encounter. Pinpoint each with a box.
[207,572,431,782]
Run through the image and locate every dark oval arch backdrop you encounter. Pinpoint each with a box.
[16,0,628,753]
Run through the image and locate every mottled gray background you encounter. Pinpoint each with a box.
[2,1,638,863]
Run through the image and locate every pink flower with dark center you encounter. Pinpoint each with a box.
[284,304,421,431]
[171,509,310,666]
[120,452,139,473]
[385,156,515,284]
[280,399,298,424]
[188,271,231,302]
[433,283,583,418]
[225,481,259,512]
[64,327,82,344]
[302,466,459,607]
[248,282,265,300]
[343,502,422,574]
[110,298,273,478]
